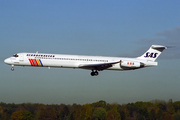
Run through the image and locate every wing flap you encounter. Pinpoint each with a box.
[79,61,120,71]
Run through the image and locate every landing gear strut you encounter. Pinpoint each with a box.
[11,65,14,71]
[91,70,99,76]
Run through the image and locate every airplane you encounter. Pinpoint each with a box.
[4,45,167,76]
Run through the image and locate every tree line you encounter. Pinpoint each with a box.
[0,99,180,120]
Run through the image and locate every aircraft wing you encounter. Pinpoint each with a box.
[79,61,120,71]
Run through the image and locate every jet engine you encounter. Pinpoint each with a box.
[120,60,145,70]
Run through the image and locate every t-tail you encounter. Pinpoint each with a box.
[137,45,167,61]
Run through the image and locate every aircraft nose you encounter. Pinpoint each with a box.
[4,58,11,65]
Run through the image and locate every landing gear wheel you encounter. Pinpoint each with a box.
[94,71,99,76]
[91,72,95,76]
[90,70,99,76]
[11,67,14,71]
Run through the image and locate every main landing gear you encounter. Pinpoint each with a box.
[11,65,14,71]
[91,70,99,76]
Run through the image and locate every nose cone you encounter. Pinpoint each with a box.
[4,58,11,65]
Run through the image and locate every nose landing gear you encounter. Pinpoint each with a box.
[11,65,14,71]
[91,70,99,76]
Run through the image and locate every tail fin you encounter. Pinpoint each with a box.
[137,45,167,61]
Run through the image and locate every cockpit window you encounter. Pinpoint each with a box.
[13,54,19,57]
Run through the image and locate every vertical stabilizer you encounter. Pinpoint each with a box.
[137,45,167,61]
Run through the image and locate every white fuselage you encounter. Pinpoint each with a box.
[4,52,157,71]
[4,45,166,76]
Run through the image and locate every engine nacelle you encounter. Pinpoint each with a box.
[120,60,144,70]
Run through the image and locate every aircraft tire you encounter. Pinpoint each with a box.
[94,71,98,76]
[91,71,99,76]
[91,72,95,76]
[11,67,14,71]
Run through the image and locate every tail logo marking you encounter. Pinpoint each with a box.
[144,52,158,58]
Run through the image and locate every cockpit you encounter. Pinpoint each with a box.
[13,54,19,57]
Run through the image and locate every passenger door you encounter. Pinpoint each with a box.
[19,54,24,61]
